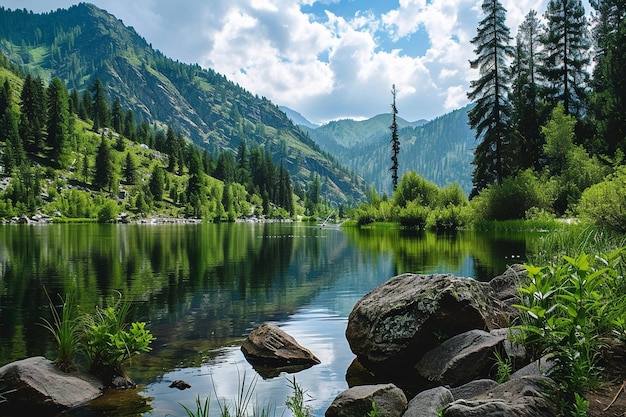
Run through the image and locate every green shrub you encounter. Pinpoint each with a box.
[398,200,429,229]
[82,292,155,384]
[426,204,465,230]
[467,169,552,221]
[97,199,118,223]
[577,167,626,232]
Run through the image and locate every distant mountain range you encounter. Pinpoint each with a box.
[0,3,365,204]
[284,105,475,196]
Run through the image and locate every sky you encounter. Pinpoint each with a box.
[1,0,591,125]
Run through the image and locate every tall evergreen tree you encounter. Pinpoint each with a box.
[46,77,71,168]
[278,162,294,215]
[111,97,123,134]
[123,152,138,185]
[590,0,626,155]
[510,10,546,171]
[149,166,165,201]
[0,80,24,171]
[539,0,590,117]
[90,77,109,131]
[467,0,514,194]
[19,74,47,154]
[389,84,400,191]
[165,125,178,172]
[94,134,114,191]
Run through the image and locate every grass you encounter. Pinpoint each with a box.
[180,375,310,417]
[39,288,82,372]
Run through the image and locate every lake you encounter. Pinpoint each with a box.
[0,222,537,416]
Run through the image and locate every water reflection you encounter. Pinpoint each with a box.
[0,223,538,417]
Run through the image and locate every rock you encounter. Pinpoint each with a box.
[169,380,191,390]
[415,329,506,387]
[510,355,555,379]
[241,323,320,367]
[0,356,103,413]
[345,273,509,372]
[442,376,559,417]
[403,386,453,417]
[325,383,407,417]
[489,264,527,302]
[449,379,499,400]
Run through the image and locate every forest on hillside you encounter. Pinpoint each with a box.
[0,54,337,222]
[0,3,365,205]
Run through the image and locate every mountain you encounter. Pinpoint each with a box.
[300,113,428,155]
[279,106,319,129]
[0,3,365,204]
[303,106,475,196]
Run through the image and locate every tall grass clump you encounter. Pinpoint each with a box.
[40,288,82,372]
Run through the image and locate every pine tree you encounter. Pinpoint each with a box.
[590,0,626,155]
[94,134,114,191]
[540,0,590,117]
[90,77,109,131]
[467,0,514,194]
[389,84,400,191]
[149,166,165,201]
[19,74,47,154]
[510,10,546,171]
[46,77,71,168]
[123,152,138,185]
[165,125,178,172]
[111,97,123,134]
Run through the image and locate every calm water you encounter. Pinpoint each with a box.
[0,223,536,416]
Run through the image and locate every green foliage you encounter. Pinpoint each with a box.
[82,292,155,380]
[285,377,313,417]
[97,199,118,223]
[39,289,81,373]
[393,170,440,208]
[492,348,513,384]
[513,248,625,415]
[398,200,429,229]
[577,166,626,232]
[467,169,552,221]
[367,401,379,417]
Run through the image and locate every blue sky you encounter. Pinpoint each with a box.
[1,0,590,124]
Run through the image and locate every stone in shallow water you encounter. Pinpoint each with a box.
[241,323,321,369]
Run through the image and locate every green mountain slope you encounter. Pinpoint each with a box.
[303,106,475,196]
[0,3,364,204]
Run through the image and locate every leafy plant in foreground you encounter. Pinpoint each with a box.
[82,291,155,384]
[513,247,625,415]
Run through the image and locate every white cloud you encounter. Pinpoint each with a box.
[9,0,592,124]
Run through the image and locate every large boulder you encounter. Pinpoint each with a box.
[345,273,509,372]
[325,383,407,417]
[241,323,320,369]
[0,356,103,414]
